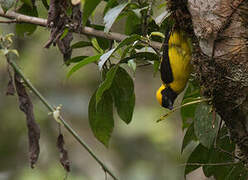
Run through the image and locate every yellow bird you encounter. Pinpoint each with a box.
[156,29,192,109]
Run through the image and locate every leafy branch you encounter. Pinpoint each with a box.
[0,9,162,50]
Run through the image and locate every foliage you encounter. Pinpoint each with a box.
[0,0,247,179]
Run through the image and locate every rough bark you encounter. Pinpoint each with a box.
[188,0,248,159]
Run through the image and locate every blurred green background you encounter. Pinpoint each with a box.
[0,1,205,180]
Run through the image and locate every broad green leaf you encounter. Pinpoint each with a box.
[104,2,129,33]
[194,103,220,149]
[96,65,118,105]
[202,128,235,179]
[82,0,101,26]
[125,11,141,35]
[88,91,114,147]
[98,35,141,70]
[16,4,38,36]
[71,41,92,49]
[67,54,101,78]
[0,0,15,13]
[181,81,200,129]
[185,144,209,176]
[181,123,197,153]
[111,67,135,124]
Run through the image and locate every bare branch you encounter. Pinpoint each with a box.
[0,9,162,50]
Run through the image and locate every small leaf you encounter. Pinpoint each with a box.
[111,67,135,124]
[154,10,171,26]
[71,41,92,49]
[181,123,197,153]
[67,54,101,78]
[60,28,69,40]
[66,56,88,64]
[150,31,165,38]
[88,91,114,147]
[82,0,101,26]
[104,2,129,33]
[16,4,38,36]
[0,0,15,13]
[98,35,141,70]
[194,103,220,149]
[96,65,118,105]
[91,38,104,53]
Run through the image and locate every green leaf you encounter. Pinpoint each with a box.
[20,0,33,7]
[103,0,118,15]
[181,123,197,153]
[67,54,101,78]
[91,38,104,53]
[111,67,135,124]
[66,56,88,65]
[103,2,129,33]
[0,0,15,13]
[181,81,201,129]
[88,91,114,147]
[154,10,171,26]
[96,65,118,105]
[150,31,165,38]
[16,4,38,36]
[224,164,248,180]
[185,144,209,176]
[125,11,141,35]
[71,41,92,49]
[60,28,69,40]
[98,34,141,70]
[41,0,49,10]
[82,0,101,26]
[202,128,235,179]
[153,59,160,77]
[194,103,220,149]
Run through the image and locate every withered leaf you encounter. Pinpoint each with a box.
[57,133,70,172]
[14,72,40,168]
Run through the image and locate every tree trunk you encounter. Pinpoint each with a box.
[187,0,248,159]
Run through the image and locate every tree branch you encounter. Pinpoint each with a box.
[0,9,162,50]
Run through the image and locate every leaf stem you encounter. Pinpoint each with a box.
[7,57,119,180]
[157,98,212,122]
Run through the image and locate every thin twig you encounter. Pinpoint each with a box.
[7,58,119,180]
[157,98,211,122]
[0,9,162,50]
[0,19,17,23]
[179,161,241,167]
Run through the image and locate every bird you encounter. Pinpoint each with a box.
[156,29,192,110]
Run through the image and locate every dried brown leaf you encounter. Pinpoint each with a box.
[57,133,70,172]
[14,72,40,168]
